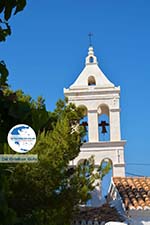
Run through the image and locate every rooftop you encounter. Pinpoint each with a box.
[73,203,123,224]
[113,177,150,210]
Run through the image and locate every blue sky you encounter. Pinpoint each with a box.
[1,0,150,181]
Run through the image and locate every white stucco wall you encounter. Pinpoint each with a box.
[64,87,122,142]
[129,211,150,225]
[64,46,126,206]
[70,141,126,177]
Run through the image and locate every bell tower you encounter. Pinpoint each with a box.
[64,46,126,205]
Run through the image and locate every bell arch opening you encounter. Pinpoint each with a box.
[89,56,94,63]
[88,76,96,86]
[99,158,113,198]
[77,158,86,165]
[98,104,110,141]
[78,105,89,142]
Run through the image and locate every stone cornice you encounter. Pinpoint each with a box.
[110,108,120,112]
[88,109,97,113]
[64,87,120,96]
[114,163,125,167]
[81,140,126,149]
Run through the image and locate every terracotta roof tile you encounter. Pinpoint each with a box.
[113,177,150,210]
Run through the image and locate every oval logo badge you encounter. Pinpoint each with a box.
[7,124,36,153]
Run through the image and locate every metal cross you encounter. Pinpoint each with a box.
[88,32,93,46]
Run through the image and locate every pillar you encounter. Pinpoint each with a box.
[109,109,121,141]
[88,109,99,142]
[91,169,102,206]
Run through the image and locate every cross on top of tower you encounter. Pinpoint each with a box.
[88,32,93,46]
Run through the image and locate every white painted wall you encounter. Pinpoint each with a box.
[129,211,150,225]
[64,47,126,206]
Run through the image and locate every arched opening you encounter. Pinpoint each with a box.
[98,104,110,141]
[77,158,86,165]
[78,105,89,142]
[77,157,94,206]
[88,76,96,86]
[99,158,113,198]
[89,56,94,63]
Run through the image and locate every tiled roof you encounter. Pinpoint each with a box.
[72,203,123,224]
[113,177,150,210]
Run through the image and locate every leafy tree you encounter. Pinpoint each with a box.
[0,60,8,88]
[7,99,98,225]
[0,88,50,153]
[0,2,111,224]
[0,0,28,150]
[0,2,27,224]
[0,0,26,42]
[98,160,112,180]
[0,86,51,225]
[0,165,17,225]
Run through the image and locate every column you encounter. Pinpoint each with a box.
[109,108,121,141]
[91,168,102,207]
[113,164,125,177]
[88,109,99,142]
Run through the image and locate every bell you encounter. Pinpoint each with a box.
[99,120,109,134]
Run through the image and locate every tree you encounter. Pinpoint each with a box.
[0,0,27,93]
[7,99,98,225]
[0,2,27,224]
[0,2,111,224]
[0,0,28,151]
[0,165,17,225]
[0,87,52,225]
[0,0,26,42]
[0,88,50,153]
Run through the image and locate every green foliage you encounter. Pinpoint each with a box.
[0,60,9,88]
[0,2,111,224]
[0,0,26,20]
[0,165,17,225]
[0,0,26,42]
[0,91,110,225]
[0,88,50,152]
[72,156,97,204]
[0,0,28,149]
[98,160,112,180]
[0,20,11,42]
[6,100,98,225]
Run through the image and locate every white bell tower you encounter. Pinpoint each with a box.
[64,46,126,205]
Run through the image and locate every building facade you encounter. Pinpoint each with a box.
[64,46,126,206]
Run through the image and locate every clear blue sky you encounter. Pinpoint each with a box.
[1,0,150,180]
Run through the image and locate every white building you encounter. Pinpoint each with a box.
[64,46,150,224]
[64,46,126,207]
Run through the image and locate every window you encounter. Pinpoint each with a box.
[89,56,94,63]
[79,105,89,142]
[88,76,96,86]
[98,104,110,141]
